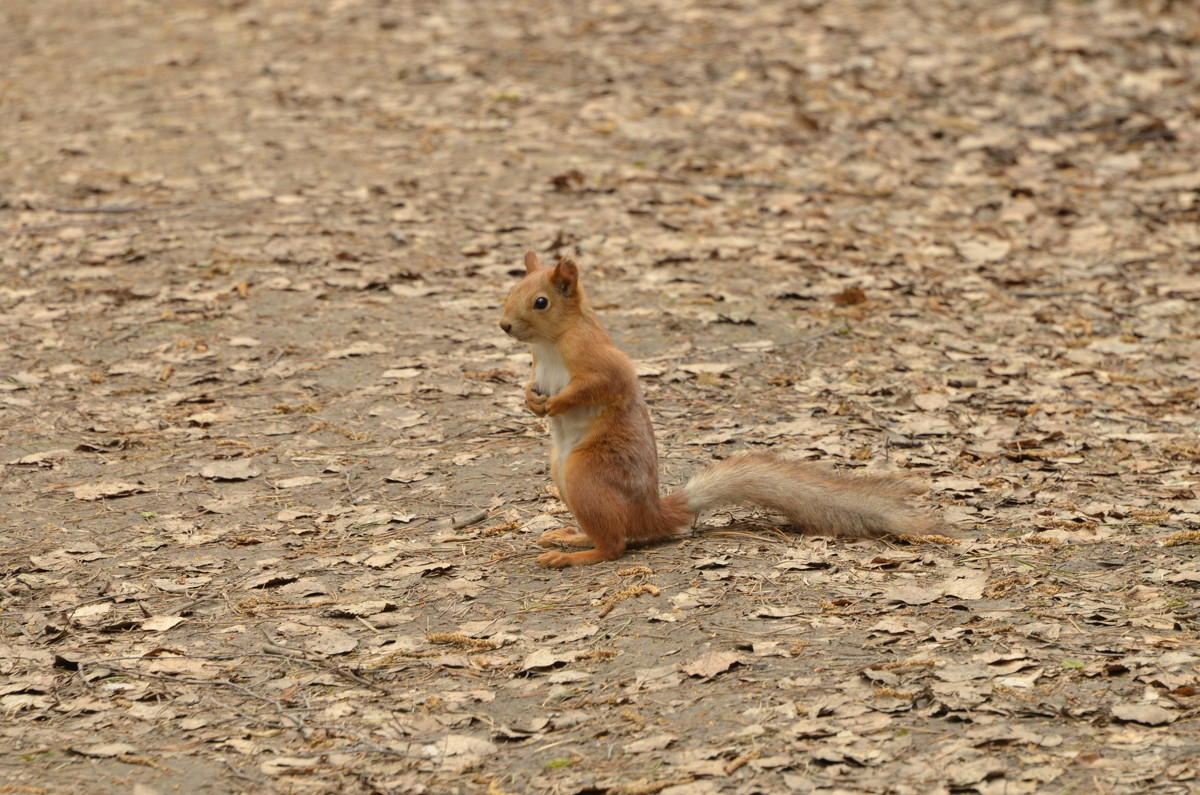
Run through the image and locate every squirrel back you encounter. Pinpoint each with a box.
[501,252,939,567]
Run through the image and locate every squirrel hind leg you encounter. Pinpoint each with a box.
[541,469,628,566]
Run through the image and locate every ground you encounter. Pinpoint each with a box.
[1,0,1198,793]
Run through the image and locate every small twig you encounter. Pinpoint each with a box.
[169,594,218,616]
[54,205,145,214]
[724,749,761,775]
[450,509,488,531]
[63,594,126,613]
[116,753,178,773]
[258,630,315,659]
[308,724,427,759]
[206,694,309,736]
[260,348,288,377]
[259,630,390,693]
[101,665,312,738]
[221,759,275,788]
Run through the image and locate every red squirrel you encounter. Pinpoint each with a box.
[499,251,938,568]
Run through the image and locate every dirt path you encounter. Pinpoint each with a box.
[2,1,1198,793]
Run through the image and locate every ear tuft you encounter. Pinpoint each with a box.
[550,257,579,297]
[523,250,541,273]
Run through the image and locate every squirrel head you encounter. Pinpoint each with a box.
[499,251,584,343]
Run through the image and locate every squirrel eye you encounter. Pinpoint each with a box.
[533,296,549,310]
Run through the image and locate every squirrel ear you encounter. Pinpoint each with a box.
[550,257,579,297]
[523,250,541,273]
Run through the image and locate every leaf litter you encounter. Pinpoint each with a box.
[2,0,1199,793]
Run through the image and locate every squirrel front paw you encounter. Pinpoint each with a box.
[526,392,549,417]
[525,383,549,417]
[542,395,567,416]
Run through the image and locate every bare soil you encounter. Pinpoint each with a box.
[2,1,1198,793]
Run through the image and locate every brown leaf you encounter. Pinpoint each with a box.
[436,734,498,758]
[1111,703,1177,726]
[200,459,261,481]
[957,237,1011,264]
[303,627,358,656]
[242,570,299,590]
[941,570,989,600]
[141,615,186,632]
[273,475,324,488]
[883,585,940,605]
[73,480,148,501]
[325,341,388,358]
[830,285,867,306]
[385,467,432,483]
[260,757,320,776]
[623,733,677,753]
[70,743,139,758]
[680,651,743,678]
[520,648,575,673]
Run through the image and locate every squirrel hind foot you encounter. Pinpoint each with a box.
[537,548,623,568]
[536,527,593,549]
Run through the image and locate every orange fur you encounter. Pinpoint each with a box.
[499,252,938,568]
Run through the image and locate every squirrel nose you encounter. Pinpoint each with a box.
[500,320,512,334]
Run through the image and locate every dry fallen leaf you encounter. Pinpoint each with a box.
[681,651,743,679]
[303,627,358,656]
[623,733,678,753]
[200,459,262,481]
[141,615,186,632]
[436,734,498,759]
[957,237,1011,264]
[520,648,576,673]
[831,285,867,306]
[73,480,148,501]
[940,570,989,600]
[385,467,432,483]
[325,341,389,358]
[883,585,940,606]
[325,600,394,618]
[8,449,72,466]
[261,757,320,776]
[273,476,324,488]
[1111,703,1178,726]
[69,742,139,758]
[680,362,736,376]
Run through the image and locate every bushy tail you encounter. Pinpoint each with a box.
[676,452,937,538]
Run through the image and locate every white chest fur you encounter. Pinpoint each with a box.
[532,342,570,396]
[532,343,598,496]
